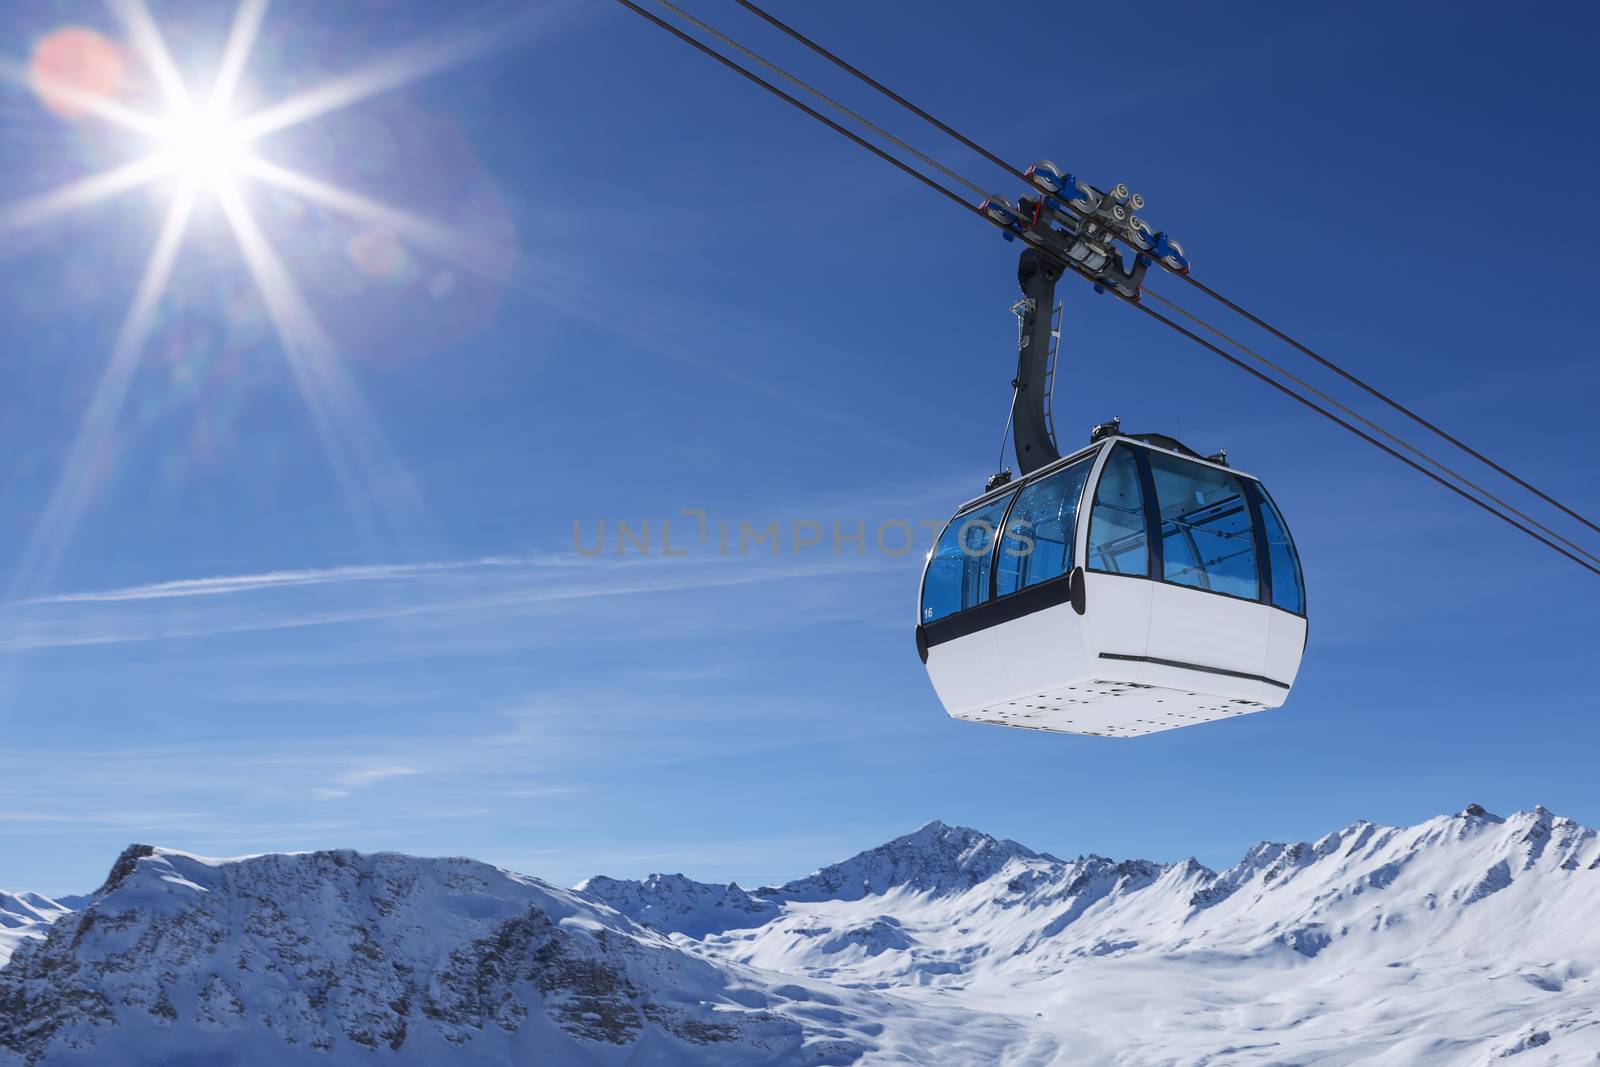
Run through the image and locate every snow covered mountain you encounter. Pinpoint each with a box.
[0,844,1025,1066]
[0,892,80,969]
[580,807,1600,1064]
[3,805,1597,1065]
[574,873,780,938]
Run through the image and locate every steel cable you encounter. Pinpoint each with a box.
[611,0,1600,578]
[732,0,1033,187]
[651,0,995,200]
[1143,287,1600,569]
[1172,270,1600,537]
[730,0,1600,537]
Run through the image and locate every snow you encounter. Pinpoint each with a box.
[574,873,779,937]
[0,844,1031,1066]
[4,805,1599,1064]
[0,890,75,968]
[599,806,1600,1065]
[761,820,1048,903]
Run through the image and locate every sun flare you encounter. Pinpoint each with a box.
[0,0,537,603]
[153,105,253,193]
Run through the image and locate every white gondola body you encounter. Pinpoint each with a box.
[919,437,1306,738]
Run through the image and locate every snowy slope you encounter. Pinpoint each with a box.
[0,845,1037,1067]
[588,806,1600,1065]
[0,891,77,968]
[763,820,1050,903]
[576,823,1042,937]
[575,873,779,938]
[5,806,1599,1065]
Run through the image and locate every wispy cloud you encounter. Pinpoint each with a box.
[498,787,577,800]
[346,764,417,787]
[16,557,536,606]
[311,763,420,800]
[0,538,916,892]
[1,552,891,651]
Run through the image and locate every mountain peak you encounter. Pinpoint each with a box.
[95,843,157,898]
[1,846,915,1064]
[576,872,778,937]
[7,805,1600,1064]
[766,822,1042,903]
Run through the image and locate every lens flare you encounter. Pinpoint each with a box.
[0,0,546,605]
[28,27,126,120]
[154,105,253,193]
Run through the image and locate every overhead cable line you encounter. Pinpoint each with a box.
[650,0,994,200]
[1170,272,1600,537]
[610,0,1600,578]
[729,0,1600,538]
[613,0,978,216]
[731,0,1033,187]
[1143,287,1600,570]
[1118,296,1600,578]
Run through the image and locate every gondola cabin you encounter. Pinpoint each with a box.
[917,435,1306,737]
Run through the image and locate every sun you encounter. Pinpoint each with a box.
[153,104,253,193]
[0,0,540,605]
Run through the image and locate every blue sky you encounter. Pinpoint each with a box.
[1,0,1598,897]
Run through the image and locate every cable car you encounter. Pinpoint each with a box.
[914,224,1306,737]
[916,431,1306,736]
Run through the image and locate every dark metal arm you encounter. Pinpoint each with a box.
[1011,248,1063,475]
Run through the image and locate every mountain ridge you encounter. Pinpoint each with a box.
[0,890,78,972]
[0,843,1022,1066]
[3,803,1597,1065]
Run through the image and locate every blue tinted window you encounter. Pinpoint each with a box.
[921,492,1015,622]
[1147,452,1258,599]
[1086,446,1149,575]
[996,457,1094,597]
[1256,488,1304,613]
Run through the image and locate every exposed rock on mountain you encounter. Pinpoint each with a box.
[5,805,1599,1065]
[575,873,779,937]
[0,846,1019,1065]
